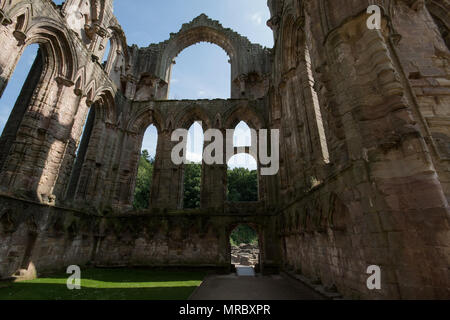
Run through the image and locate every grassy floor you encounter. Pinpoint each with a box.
[0,268,206,300]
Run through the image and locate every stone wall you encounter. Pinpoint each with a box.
[267,0,450,299]
[0,194,280,279]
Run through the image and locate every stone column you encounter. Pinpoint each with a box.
[201,164,227,210]
[388,2,450,202]
[0,49,44,172]
[310,7,450,298]
[0,67,78,204]
[150,130,184,210]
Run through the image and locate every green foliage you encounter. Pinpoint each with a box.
[133,150,154,210]
[134,152,259,210]
[183,162,202,209]
[230,225,258,245]
[227,167,258,202]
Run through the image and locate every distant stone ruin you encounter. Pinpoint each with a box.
[231,244,260,267]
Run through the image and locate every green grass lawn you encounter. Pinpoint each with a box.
[0,268,206,300]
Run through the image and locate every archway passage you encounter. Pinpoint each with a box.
[230,224,260,275]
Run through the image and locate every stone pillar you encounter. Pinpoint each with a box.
[201,164,227,210]
[0,70,78,204]
[201,126,226,210]
[0,49,43,172]
[312,8,450,298]
[64,107,96,201]
[150,130,184,210]
[74,116,120,209]
[110,130,143,211]
[389,2,450,202]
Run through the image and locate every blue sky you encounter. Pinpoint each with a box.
[0,1,273,170]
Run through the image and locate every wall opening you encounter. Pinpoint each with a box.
[305,44,330,164]
[233,121,252,147]
[227,154,258,202]
[0,43,41,170]
[227,121,258,202]
[102,38,112,68]
[133,124,158,209]
[230,224,260,273]
[183,121,204,209]
[169,43,231,100]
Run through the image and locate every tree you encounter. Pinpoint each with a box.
[133,150,154,209]
[134,157,258,210]
[183,162,202,209]
[227,167,258,202]
[230,225,258,245]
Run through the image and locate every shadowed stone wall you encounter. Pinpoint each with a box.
[0,194,280,278]
[267,0,450,299]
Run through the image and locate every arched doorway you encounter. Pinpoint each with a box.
[229,223,261,275]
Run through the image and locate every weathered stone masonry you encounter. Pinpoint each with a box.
[0,0,449,299]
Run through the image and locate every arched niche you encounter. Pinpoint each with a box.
[25,20,78,83]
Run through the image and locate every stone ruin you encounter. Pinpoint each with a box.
[0,0,449,299]
[231,243,260,267]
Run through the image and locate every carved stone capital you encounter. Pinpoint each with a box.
[13,30,27,44]
[267,15,281,31]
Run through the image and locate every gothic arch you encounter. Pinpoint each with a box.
[157,14,241,82]
[175,105,212,130]
[73,66,86,96]
[127,107,164,135]
[91,88,116,123]
[25,18,78,82]
[223,104,265,130]
[103,24,129,74]
[85,79,97,104]
[281,14,303,73]
[5,0,32,37]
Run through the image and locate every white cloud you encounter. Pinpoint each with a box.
[197,90,207,97]
[186,151,203,163]
[228,154,258,171]
[250,12,263,25]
